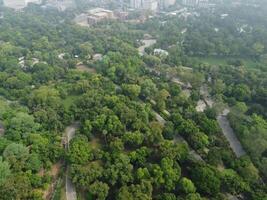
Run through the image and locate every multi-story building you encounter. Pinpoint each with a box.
[74,8,115,27]
[142,0,158,10]
[159,0,176,9]
[130,0,176,11]
[3,0,41,9]
[130,0,143,9]
[129,0,158,11]
[182,0,199,6]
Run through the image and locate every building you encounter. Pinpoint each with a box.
[74,8,115,27]
[182,0,199,6]
[130,0,143,9]
[159,0,176,9]
[129,0,177,11]
[44,0,75,11]
[3,0,41,10]
[130,0,158,11]
[154,48,169,57]
[142,0,158,11]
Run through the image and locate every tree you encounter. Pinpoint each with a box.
[78,42,93,59]
[158,140,189,161]
[160,157,181,191]
[117,181,153,200]
[6,112,40,141]
[88,181,109,200]
[147,122,164,144]
[179,177,196,194]
[68,135,93,164]
[104,153,133,185]
[3,143,29,171]
[185,193,203,200]
[122,131,144,147]
[0,157,11,185]
[71,162,103,187]
[0,174,32,199]
[26,153,42,172]
[191,165,221,196]
[189,132,209,150]
[27,86,61,109]
[252,42,264,56]
[140,79,157,99]
[232,84,251,102]
[122,84,141,99]
[129,147,151,166]
[221,169,249,194]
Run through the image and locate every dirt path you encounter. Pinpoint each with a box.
[65,123,79,200]
[138,39,156,56]
[217,109,246,158]
[154,112,166,125]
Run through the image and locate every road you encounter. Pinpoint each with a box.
[198,85,245,157]
[154,112,166,125]
[65,123,79,200]
[154,111,204,162]
[217,110,246,158]
[174,134,204,162]
[138,39,157,56]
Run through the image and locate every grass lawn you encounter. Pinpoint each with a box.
[62,95,79,109]
[191,56,262,69]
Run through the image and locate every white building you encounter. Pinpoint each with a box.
[130,0,143,9]
[182,0,199,6]
[3,0,41,9]
[159,0,176,9]
[142,0,158,11]
[130,0,158,11]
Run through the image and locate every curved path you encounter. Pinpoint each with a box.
[138,39,156,56]
[65,123,79,200]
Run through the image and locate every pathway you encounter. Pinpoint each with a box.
[217,109,246,158]
[65,123,79,200]
[199,84,245,157]
[154,110,204,162]
[138,39,157,56]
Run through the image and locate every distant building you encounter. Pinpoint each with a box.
[3,0,41,10]
[44,0,75,11]
[159,0,176,9]
[129,0,176,11]
[154,48,169,57]
[130,0,142,9]
[142,0,158,11]
[74,8,115,27]
[130,0,158,11]
[182,0,199,6]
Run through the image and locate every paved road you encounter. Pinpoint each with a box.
[199,86,245,158]
[217,109,246,158]
[138,39,157,56]
[154,112,166,125]
[65,123,79,200]
[174,134,204,162]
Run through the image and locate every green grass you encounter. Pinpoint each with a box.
[191,56,262,69]
[62,95,79,109]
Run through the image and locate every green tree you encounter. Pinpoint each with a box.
[0,157,11,185]
[179,177,196,194]
[3,143,29,171]
[68,135,93,164]
[88,181,109,200]
[122,84,141,99]
[191,165,221,196]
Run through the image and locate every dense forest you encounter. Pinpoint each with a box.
[0,1,267,200]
